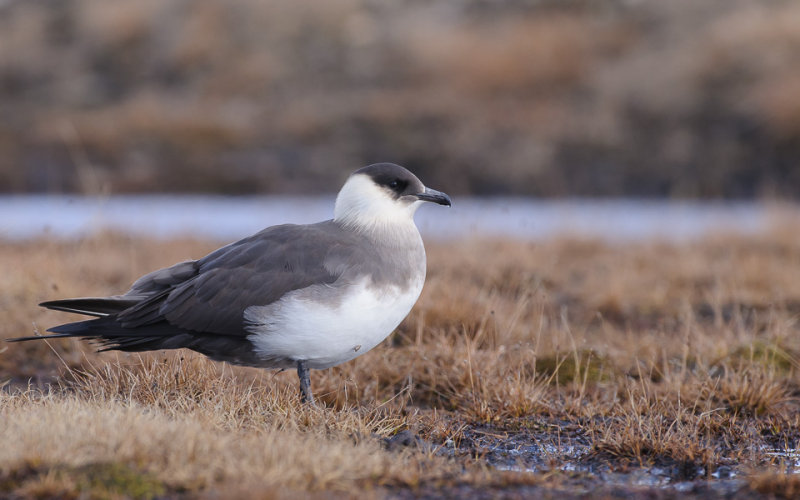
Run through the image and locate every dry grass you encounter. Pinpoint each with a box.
[3,225,800,496]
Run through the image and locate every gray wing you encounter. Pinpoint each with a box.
[117,221,361,336]
[126,260,200,298]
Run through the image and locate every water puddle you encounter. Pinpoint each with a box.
[764,448,800,472]
[453,425,747,495]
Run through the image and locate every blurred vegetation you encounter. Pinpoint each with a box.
[1,0,799,197]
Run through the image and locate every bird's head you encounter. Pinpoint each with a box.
[334,163,451,232]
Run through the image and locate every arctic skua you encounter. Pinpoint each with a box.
[9,163,451,404]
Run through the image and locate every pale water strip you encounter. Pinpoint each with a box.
[0,195,784,242]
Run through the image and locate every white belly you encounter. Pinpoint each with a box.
[244,276,424,369]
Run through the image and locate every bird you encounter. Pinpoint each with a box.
[9,163,451,405]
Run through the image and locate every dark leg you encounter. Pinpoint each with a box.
[296,360,315,405]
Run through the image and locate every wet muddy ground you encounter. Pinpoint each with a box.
[385,422,799,499]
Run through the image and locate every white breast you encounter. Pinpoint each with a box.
[244,276,424,369]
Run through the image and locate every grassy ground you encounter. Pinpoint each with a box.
[3,227,800,498]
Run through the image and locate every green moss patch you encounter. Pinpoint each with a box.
[535,349,616,386]
[1,462,169,499]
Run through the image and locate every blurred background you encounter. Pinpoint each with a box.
[3,0,799,199]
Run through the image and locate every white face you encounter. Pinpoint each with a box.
[333,174,424,231]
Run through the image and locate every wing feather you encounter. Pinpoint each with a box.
[119,221,357,336]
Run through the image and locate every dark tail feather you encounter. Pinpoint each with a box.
[39,298,139,317]
[7,316,187,348]
[48,318,100,334]
[9,315,262,366]
[6,318,99,342]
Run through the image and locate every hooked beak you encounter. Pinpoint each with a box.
[415,187,452,207]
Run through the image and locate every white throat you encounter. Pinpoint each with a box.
[333,174,423,234]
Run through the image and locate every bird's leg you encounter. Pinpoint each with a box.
[296,360,315,405]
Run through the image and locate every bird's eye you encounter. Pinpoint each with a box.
[385,178,407,193]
